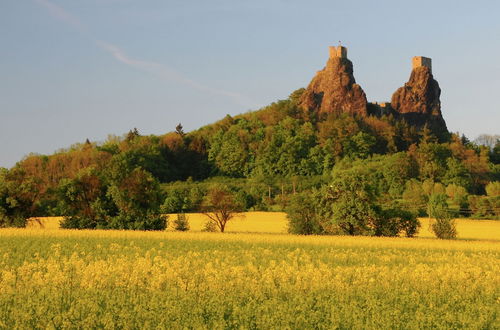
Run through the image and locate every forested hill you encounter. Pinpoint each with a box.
[1,47,499,226]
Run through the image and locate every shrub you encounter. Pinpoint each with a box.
[286,192,323,235]
[376,207,420,237]
[202,220,217,232]
[431,217,457,239]
[174,213,190,231]
[428,193,456,239]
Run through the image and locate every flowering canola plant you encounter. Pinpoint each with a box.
[0,228,498,329]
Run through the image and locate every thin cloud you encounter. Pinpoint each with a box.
[33,0,257,108]
[33,0,85,32]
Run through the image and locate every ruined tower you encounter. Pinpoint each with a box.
[329,46,347,59]
[412,56,432,71]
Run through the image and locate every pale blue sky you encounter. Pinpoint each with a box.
[1,0,499,168]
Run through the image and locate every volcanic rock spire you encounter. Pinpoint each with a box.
[299,46,368,117]
[391,56,448,138]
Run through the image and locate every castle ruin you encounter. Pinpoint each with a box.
[412,56,432,71]
[329,46,347,59]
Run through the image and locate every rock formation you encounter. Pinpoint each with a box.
[298,48,448,139]
[391,57,448,136]
[299,46,368,117]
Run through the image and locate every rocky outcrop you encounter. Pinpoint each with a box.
[299,47,368,117]
[391,63,448,136]
[298,48,448,139]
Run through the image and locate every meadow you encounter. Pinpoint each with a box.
[1,214,498,328]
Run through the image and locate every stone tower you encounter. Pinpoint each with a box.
[329,46,347,59]
[412,56,432,71]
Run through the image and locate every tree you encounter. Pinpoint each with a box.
[428,193,457,239]
[59,163,167,230]
[445,184,469,216]
[107,167,166,230]
[485,182,500,218]
[342,131,376,159]
[328,170,379,235]
[474,134,500,150]
[485,181,500,197]
[0,168,40,227]
[175,123,185,138]
[208,129,249,177]
[443,158,472,190]
[491,141,500,165]
[286,191,323,235]
[58,167,111,229]
[201,184,243,232]
[161,187,192,213]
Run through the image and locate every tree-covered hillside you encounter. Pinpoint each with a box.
[1,89,499,229]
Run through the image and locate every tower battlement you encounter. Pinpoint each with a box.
[412,56,432,71]
[329,46,347,59]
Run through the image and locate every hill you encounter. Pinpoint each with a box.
[1,46,499,227]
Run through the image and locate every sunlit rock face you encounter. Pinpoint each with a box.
[299,46,368,118]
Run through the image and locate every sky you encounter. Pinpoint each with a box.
[1,0,499,168]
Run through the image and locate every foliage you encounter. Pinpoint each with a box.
[376,207,420,237]
[328,170,379,235]
[485,181,500,197]
[58,167,111,229]
[59,165,166,230]
[201,220,218,232]
[285,191,324,235]
[0,90,499,224]
[402,180,428,215]
[428,193,457,239]
[174,213,190,231]
[201,184,244,232]
[0,168,40,227]
[304,167,422,237]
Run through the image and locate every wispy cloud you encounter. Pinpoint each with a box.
[33,0,85,32]
[95,40,253,104]
[33,0,257,108]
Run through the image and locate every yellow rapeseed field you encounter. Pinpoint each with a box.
[28,212,500,240]
[9,213,499,328]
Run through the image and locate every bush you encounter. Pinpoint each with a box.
[286,192,323,235]
[202,220,217,232]
[431,217,457,239]
[174,213,190,231]
[107,213,168,231]
[377,207,420,237]
[428,193,456,239]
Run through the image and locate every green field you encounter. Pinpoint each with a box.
[1,223,499,329]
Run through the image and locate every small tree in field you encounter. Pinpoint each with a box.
[286,192,324,235]
[174,213,190,231]
[201,184,243,233]
[428,193,457,239]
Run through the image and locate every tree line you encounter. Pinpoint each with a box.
[0,89,499,233]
